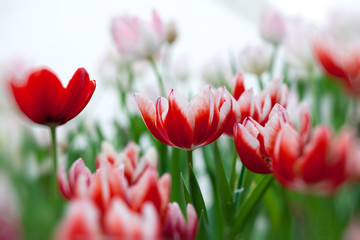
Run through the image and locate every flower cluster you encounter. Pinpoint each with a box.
[56,142,197,239]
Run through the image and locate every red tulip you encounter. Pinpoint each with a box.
[162,203,198,240]
[58,158,92,200]
[313,39,360,94]
[129,168,170,216]
[224,74,289,136]
[10,67,96,126]
[273,124,350,194]
[233,104,289,174]
[95,141,158,184]
[135,86,232,150]
[104,199,161,239]
[55,199,102,240]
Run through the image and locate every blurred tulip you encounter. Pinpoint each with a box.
[58,158,92,200]
[313,40,356,93]
[283,19,316,70]
[129,168,170,216]
[272,123,350,194]
[105,198,161,239]
[55,199,101,240]
[343,217,360,240]
[10,67,96,126]
[162,203,198,240]
[0,173,22,240]
[233,104,289,174]
[260,6,286,45]
[135,86,232,150]
[239,43,273,76]
[95,141,157,184]
[112,10,166,61]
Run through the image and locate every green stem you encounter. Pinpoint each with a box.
[257,74,264,91]
[50,126,58,207]
[187,150,193,180]
[352,95,359,136]
[269,45,278,80]
[309,66,319,126]
[149,56,166,97]
[229,146,237,191]
[234,165,245,209]
[126,63,134,91]
[232,175,274,236]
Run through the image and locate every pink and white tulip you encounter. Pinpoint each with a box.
[112,10,165,61]
[55,199,102,240]
[260,6,286,45]
[163,203,198,240]
[239,43,273,76]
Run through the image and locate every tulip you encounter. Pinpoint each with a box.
[135,86,232,151]
[260,6,286,46]
[10,67,96,126]
[224,74,289,136]
[313,40,353,90]
[129,168,170,216]
[0,173,22,240]
[55,199,102,240]
[233,104,289,174]
[104,199,161,239]
[95,141,158,184]
[10,67,96,207]
[111,10,165,62]
[272,123,350,194]
[162,203,198,240]
[58,158,92,200]
[283,19,315,70]
[239,43,273,77]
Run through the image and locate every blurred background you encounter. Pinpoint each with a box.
[1,0,360,239]
[2,0,359,134]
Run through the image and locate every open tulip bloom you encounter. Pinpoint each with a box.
[10,67,96,127]
[135,86,232,151]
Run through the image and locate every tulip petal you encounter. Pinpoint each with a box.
[162,90,193,149]
[11,69,64,125]
[299,127,330,183]
[234,122,271,174]
[273,124,300,185]
[134,93,168,143]
[59,68,96,124]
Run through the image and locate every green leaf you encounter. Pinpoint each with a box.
[181,173,192,205]
[196,211,212,240]
[229,144,238,192]
[213,141,234,222]
[232,175,273,236]
[188,165,208,221]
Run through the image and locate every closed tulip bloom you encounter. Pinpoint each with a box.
[239,44,273,76]
[260,6,286,45]
[55,199,102,240]
[162,203,198,240]
[104,199,161,239]
[112,10,165,61]
[135,86,232,150]
[10,67,96,126]
[233,104,290,174]
[273,123,350,194]
[58,158,92,200]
